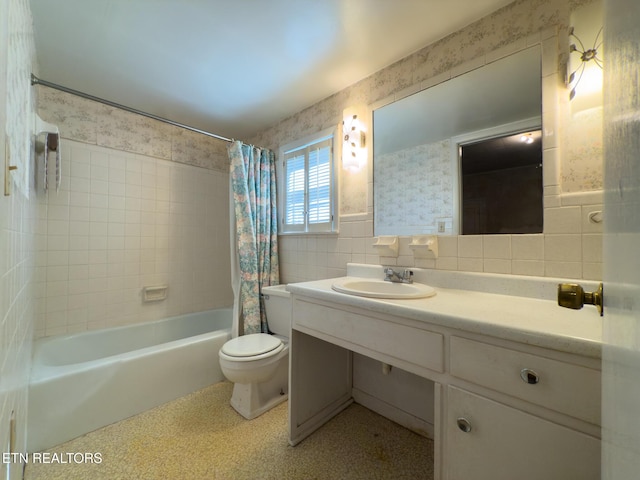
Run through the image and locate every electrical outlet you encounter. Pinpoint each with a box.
[437,221,446,233]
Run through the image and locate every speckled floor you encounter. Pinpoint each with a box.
[25,381,433,480]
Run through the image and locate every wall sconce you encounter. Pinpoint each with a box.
[342,113,366,172]
[567,25,603,100]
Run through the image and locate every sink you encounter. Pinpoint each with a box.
[331,278,436,299]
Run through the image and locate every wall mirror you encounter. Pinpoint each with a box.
[373,45,542,236]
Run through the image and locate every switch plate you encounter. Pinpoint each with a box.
[437,221,446,233]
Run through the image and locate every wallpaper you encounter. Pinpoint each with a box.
[5,0,36,195]
[37,86,230,173]
[563,106,603,192]
[375,140,454,235]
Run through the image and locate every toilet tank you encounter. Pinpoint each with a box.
[262,285,291,336]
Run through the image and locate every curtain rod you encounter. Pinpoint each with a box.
[30,74,234,144]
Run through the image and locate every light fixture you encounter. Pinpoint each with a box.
[519,133,534,144]
[568,25,603,100]
[342,114,366,172]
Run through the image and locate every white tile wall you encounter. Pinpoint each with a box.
[1,0,37,473]
[280,195,603,284]
[35,140,233,337]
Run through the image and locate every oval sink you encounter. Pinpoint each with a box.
[331,278,436,299]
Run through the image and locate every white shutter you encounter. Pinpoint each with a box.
[280,133,335,234]
[284,152,306,231]
[307,139,332,231]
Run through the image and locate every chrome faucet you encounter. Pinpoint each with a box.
[383,267,413,284]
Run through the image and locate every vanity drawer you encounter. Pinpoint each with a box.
[294,299,444,373]
[449,336,600,425]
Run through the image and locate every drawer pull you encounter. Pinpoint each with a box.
[456,417,472,433]
[520,368,540,385]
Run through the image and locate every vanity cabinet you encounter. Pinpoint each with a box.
[287,277,602,480]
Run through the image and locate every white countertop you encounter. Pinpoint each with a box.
[286,270,603,359]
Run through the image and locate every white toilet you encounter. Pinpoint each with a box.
[219,284,291,419]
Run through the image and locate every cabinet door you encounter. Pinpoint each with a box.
[445,386,600,480]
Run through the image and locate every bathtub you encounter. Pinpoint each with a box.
[27,308,232,452]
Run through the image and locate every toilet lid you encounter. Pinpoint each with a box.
[221,333,282,357]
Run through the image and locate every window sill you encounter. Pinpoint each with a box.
[278,230,339,236]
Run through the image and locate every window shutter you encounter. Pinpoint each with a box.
[284,152,306,230]
[307,139,331,225]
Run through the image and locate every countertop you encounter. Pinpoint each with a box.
[287,276,603,359]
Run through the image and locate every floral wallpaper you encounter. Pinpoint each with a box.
[38,86,229,173]
[562,106,603,192]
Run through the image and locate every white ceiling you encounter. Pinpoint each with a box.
[30,0,514,140]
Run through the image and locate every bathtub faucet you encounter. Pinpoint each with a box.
[383,267,413,284]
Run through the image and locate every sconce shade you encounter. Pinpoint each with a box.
[568,25,603,100]
[342,113,366,172]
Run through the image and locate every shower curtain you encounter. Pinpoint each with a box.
[228,141,279,337]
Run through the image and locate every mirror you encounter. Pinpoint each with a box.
[373,46,542,236]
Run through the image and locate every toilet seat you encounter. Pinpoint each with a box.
[221,333,284,361]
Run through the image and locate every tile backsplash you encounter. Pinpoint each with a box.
[279,191,603,285]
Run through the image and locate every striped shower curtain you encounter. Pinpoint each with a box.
[228,141,279,336]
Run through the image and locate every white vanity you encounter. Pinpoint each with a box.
[287,264,602,480]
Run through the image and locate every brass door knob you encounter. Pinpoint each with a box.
[557,282,603,316]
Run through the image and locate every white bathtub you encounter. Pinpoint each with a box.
[27,308,232,452]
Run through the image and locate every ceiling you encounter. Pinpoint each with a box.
[30,0,514,140]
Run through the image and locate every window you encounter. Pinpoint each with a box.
[279,130,336,234]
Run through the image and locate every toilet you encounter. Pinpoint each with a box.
[219,284,291,419]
